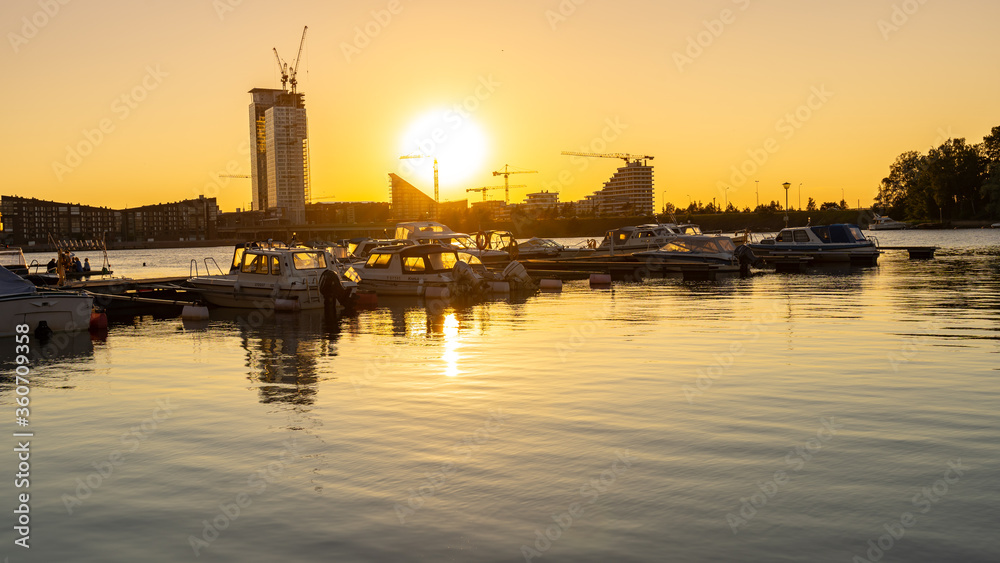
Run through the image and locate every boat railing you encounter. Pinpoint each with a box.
[190,257,225,277]
[867,235,880,248]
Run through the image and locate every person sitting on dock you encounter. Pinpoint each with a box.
[72,256,84,272]
[46,257,57,273]
[83,258,91,272]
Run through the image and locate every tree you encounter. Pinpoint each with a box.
[806,197,817,211]
[820,201,840,211]
[662,202,676,214]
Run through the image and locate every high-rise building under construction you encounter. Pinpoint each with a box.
[248,88,309,223]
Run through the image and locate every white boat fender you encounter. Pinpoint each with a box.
[425,286,451,299]
[489,281,511,293]
[589,273,612,286]
[539,279,562,291]
[181,305,210,320]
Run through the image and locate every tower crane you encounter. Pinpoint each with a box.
[466,185,526,202]
[399,154,439,202]
[492,165,537,204]
[272,48,288,91]
[560,151,654,165]
[288,26,308,94]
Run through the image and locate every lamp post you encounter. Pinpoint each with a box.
[798,183,802,210]
[755,180,759,209]
[686,194,692,211]
[782,182,791,227]
[725,186,731,212]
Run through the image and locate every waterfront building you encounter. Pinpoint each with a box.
[579,160,654,217]
[0,195,219,245]
[249,88,309,223]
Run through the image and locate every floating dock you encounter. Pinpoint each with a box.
[39,276,196,317]
[519,258,741,282]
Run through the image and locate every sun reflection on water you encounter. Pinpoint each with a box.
[442,313,460,377]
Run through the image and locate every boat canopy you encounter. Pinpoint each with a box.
[0,264,36,296]
[809,224,867,243]
[656,236,735,254]
[394,221,455,240]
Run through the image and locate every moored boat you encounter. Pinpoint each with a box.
[748,224,880,266]
[868,214,909,230]
[186,242,358,311]
[594,222,702,255]
[0,264,94,337]
[355,243,533,297]
[394,221,510,265]
[633,235,740,265]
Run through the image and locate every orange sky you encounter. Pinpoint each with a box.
[3,0,998,213]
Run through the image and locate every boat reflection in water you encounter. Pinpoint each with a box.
[206,307,343,405]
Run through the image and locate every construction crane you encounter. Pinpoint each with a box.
[560,151,654,165]
[273,26,308,93]
[492,165,537,204]
[466,185,526,202]
[218,174,250,179]
[288,26,308,94]
[272,48,288,91]
[399,154,439,202]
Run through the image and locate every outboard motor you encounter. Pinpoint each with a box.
[501,261,536,292]
[734,245,762,276]
[35,320,53,340]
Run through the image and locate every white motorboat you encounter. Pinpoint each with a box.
[355,244,532,297]
[186,242,359,311]
[394,221,510,265]
[0,264,94,337]
[868,214,909,230]
[748,224,880,265]
[633,235,740,265]
[594,222,702,255]
[516,237,596,260]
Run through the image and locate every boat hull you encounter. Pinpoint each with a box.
[748,245,880,265]
[187,277,341,311]
[0,293,94,337]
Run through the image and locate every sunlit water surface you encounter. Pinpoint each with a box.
[5,230,1000,562]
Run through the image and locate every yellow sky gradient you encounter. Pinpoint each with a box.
[3,0,998,213]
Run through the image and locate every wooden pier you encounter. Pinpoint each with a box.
[519,257,741,282]
[879,246,938,259]
[38,276,197,317]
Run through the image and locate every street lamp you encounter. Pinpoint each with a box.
[782,182,791,227]
[686,194,692,211]
[798,183,802,210]
[725,186,731,212]
[755,180,759,208]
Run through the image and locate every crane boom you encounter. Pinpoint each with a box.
[492,165,538,204]
[560,151,654,164]
[288,26,308,94]
[272,48,288,91]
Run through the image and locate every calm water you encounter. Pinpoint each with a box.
[4,230,1000,562]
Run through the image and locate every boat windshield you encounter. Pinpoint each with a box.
[427,251,459,272]
[292,252,327,270]
[658,237,735,254]
[848,226,866,241]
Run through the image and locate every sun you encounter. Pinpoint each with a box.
[398,108,489,198]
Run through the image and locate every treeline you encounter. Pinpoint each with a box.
[663,198,847,215]
[876,126,1000,221]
